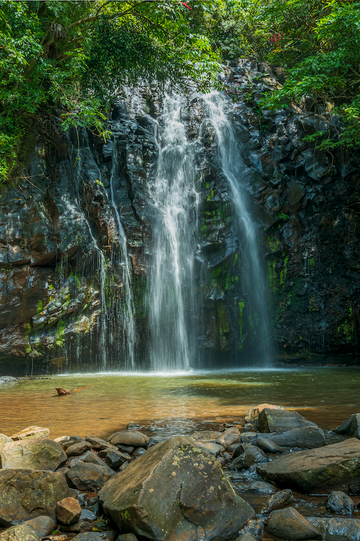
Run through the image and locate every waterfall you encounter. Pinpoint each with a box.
[203,92,272,365]
[108,138,135,369]
[148,94,198,371]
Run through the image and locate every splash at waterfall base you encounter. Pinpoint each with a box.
[1,60,360,373]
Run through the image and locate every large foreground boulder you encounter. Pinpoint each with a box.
[99,436,254,541]
[258,438,360,494]
[1,438,66,471]
[0,469,73,526]
[0,524,39,541]
[258,409,318,433]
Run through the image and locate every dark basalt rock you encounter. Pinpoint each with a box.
[66,462,115,491]
[266,507,322,540]
[326,491,355,515]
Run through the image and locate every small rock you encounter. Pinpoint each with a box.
[55,388,70,395]
[116,444,134,454]
[228,443,242,453]
[132,447,146,460]
[105,450,130,469]
[72,533,117,541]
[80,509,97,522]
[56,497,82,525]
[119,461,129,471]
[235,535,257,541]
[258,409,318,434]
[257,437,283,453]
[0,524,39,541]
[229,455,248,471]
[66,462,115,491]
[23,516,56,537]
[335,413,360,439]
[192,442,224,456]
[189,431,223,444]
[85,437,117,451]
[262,489,294,514]
[216,427,241,449]
[0,376,18,384]
[258,426,326,449]
[108,430,149,449]
[68,451,93,468]
[266,507,322,540]
[1,438,67,471]
[238,519,265,539]
[126,422,142,430]
[84,453,107,468]
[326,491,355,515]
[249,481,276,494]
[67,441,92,457]
[308,516,360,539]
[243,444,268,466]
[54,436,70,443]
[240,432,258,445]
[62,437,84,451]
[245,404,286,424]
[116,535,138,541]
[243,423,258,433]
[10,426,50,441]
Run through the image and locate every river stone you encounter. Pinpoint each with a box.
[258,409,318,433]
[258,426,325,449]
[66,462,115,491]
[107,431,149,449]
[85,436,117,451]
[308,517,360,539]
[62,437,85,451]
[195,442,224,456]
[54,436,70,443]
[245,404,286,424]
[66,441,92,457]
[116,535,138,541]
[104,450,129,469]
[99,436,254,541]
[262,489,294,514]
[237,519,265,539]
[216,427,241,449]
[235,535,257,541]
[257,437,283,453]
[326,491,355,515]
[72,534,117,541]
[0,469,73,526]
[1,438,67,471]
[0,524,39,541]
[242,444,267,466]
[335,413,360,439]
[266,508,322,540]
[84,452,109,468]
[0,377,18,385]
[56,497,82,525]
[23,516,56,537]
[0,434,12,455]
[258,438,360,494]
[10,427,50,441]
[189,431,223,444]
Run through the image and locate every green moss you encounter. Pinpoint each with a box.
[267,259,277,293]
[212,267,222,278]
[36,300,43,314]
[309,257,316,267]
[207,189,214,201]
[268,236,281,253]
[55,320,66,348]
[233,252,238,266]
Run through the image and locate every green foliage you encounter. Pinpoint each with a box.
[0,0,220,183]
[211,0,360,151]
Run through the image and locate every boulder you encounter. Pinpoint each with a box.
[189,431,223,444]
[258,427,325,449]
[335,413,360,439]
[0,524,39,541]
[308,517,360,539]
[0,434,12,455]
[66,462,115,491]
[0,469,73,526]
[104,450,129,469]
[84,453,108,468]
[22,516,56,538]
[262,489,294,514]
[56,497,82,525]
[99,436,254,541]
[54,436,70,443]
[326,491,355,515]
[66,441,92,457]
[257,437,282,453]
[10,427,50,441]
[194,442,224,456]
[215,427,241,449]
[0,377,18,384]
[257,438,360,494]
[266,508,322,540]
[107,431,149,449]
[61,437,85,451]
[1,438,67,471]
[245,404,286,424]
[85,436,117,451]
[242,444,267,466]
[258,409,318,433]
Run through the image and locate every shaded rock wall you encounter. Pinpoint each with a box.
[1,61,359,374]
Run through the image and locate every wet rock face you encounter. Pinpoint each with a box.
[0,59,360,371]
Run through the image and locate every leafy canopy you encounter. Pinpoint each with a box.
[0,0,220,182]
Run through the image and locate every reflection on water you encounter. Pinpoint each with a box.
[0,367,359,439]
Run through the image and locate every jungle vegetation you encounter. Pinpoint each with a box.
[0,0,359,181]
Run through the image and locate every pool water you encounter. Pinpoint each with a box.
[0,367,359,439]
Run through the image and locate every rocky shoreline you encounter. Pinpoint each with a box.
[1,404,360,540]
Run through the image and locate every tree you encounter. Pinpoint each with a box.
[0,0,219,182]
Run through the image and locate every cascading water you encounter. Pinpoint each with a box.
[148,94,199,371]
[108,137,135,369]
[203,92,272,365]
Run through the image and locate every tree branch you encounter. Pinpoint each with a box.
[68,0,158,29]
